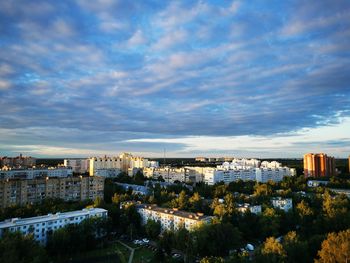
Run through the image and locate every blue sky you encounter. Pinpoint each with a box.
[0,0,349,158]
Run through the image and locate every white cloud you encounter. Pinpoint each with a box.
[128,30,147,46]
[0,79,11,90]
[126,117,350,157]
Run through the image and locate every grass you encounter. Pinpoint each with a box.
[133,247,155,263]
[54,242,131,263]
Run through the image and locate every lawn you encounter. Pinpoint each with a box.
[133,247,155,263]
[55,242,130,263]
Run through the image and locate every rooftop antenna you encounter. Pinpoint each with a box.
[163,148,166,167]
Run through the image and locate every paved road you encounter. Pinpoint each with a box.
[117,241,135,263]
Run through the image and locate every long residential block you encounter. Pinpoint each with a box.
[0,176,105,208]
[0,208,108,244]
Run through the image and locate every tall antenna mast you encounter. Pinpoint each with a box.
[163,148,166,167]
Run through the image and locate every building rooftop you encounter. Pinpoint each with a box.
[0,208,107,229]
[138,204,211,221]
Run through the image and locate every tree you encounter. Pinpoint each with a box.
[315,229,350,263]
[254,183,272,197]
[200,256,225,263]
[189,192,203,212]
[145,219,161,239]
[0,231,47,263]
[256,237,286,263]
[282,231,310,263]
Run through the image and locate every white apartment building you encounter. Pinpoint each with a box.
[271,197,293,212]
[0,167,73,180]
[237,204,262,214]
[89,153,156,176]
[137,204,212,232]
[219,158,261,170]
[143,167,186,183]
[260,161,282,168]
[255,167,292,183]
[0,208,108,244]
[63,159,90,174]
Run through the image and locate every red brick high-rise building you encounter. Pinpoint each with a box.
[303,153,335,177]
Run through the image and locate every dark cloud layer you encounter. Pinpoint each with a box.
[0,0,349,156]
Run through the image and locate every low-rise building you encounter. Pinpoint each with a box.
[137,204,212,232]
[237,204,262,214]
[271,197,293,212]
[0,167,73,180]
[0,208,108,244]
[0,176,104,208]
[307,180,329,187]
[115,183,150,195]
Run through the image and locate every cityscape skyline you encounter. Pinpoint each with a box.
[1,0,350,158]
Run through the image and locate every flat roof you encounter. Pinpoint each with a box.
[138,204,211,221]
[0,208,107,229]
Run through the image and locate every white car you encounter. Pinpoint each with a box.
[142,238,149,243]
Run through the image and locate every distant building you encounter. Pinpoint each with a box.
[63,159,89,174]
[115,183,150,195]
[0,176,104,208]
[237,204,262,214]
[303,153,335,177]
[271,197,293,212]
[195,157,207,162]
[307,180,329,187]
[0,154,36,168]
[89,153,157,175]
[0,167,73,180]
[203,167,292,185]
[137,204,212,232]
[0,208,107,244]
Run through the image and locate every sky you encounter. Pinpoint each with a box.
[0,0,349,158]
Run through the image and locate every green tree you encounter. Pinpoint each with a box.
[283,231,310,263]
[145,219,161,239]
[189,192,203,212]
[0,231,47,263]
[315,229,350,263]
[200,256,225,263]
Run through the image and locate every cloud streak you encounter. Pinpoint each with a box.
[0,0,349,157]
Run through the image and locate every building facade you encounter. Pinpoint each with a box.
[271,197,293,212]
[89,153,157,175]
[0,176,104,208]
[0,208,108,244]
[303,153,336,177]
[137,204,212,232]
[63,159,90,174]
[0,167,73,180]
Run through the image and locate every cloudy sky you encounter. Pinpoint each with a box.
[0,0,349,158]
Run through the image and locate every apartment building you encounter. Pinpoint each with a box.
[94,168,122,178]
[0,176,104,208]
[0,167,73,180]
[271,197,293,212]
[303,153,336,177]
[137,204,212,232]
[0,154,36,168]
[143,167,186,183]
[89,153,157,175]
[63,159,89,174]
[0,208,107,244]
